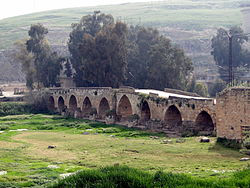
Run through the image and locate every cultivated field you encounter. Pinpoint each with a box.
[0,114,249,187]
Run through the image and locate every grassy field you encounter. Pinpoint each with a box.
[0,114,249,187]
[0,0,245,50]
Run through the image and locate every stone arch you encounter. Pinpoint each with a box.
[141,100,151,121]
[195,111,215,134]
[58,96,65,112]
[117,95,133,120]
[69,95,78,111]
[48,96,55,110]
[98,98,110,119]
[82,97,92,117]
[164,105,182,127]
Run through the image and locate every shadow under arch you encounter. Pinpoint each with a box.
[195,111,215,135]
[58,96,65,112]
[98,97,110,119]
[82,97,92,117]
[141,100,151,121]
[117,95,133,121]
[69,95,78,111]
[164,105,182,128]
[48,96,55,110]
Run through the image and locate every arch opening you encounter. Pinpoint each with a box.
[164,105,182,128]
[195,111,214,134]
[141,101,151,121]
[117,95,133,121]
[99,98,110,119]
[58,96,65,112]
[48,96,55,110]
[69,95,78,111]
[82,97,92,117]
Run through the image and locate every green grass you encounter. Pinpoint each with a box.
[0,0,244,49]
[49,166,250,188]
[0,114,249,187]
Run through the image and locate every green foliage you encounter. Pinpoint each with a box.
[208,79,227,97]
[217,137,242,149]
[69,11,128,87]
[211,26,249,82]
[127,26,193,90]
[0,125,10,130]
[49,166,250,188]
[0,102,31,116]
[16,23,63,88]
[193,82,208,97]
[64,58,73,78]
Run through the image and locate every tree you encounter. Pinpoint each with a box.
[208,79,226,97]
[126,26,160,88]
[14,40,35,89]
[126,26,193,90]
[145,37,193,90]
[211,26,249,82]
[64,58,73,78]
[26,24,62,87]
[68,12,128,87]
[194,82,208,97]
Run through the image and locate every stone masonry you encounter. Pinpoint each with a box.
[48,86,216,136]
[216,87,250,141]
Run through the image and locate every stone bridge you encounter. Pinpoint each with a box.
[48,87,216,136]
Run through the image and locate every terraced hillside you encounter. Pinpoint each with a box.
[0,0,248,82]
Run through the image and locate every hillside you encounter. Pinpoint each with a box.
[0,0,248,83]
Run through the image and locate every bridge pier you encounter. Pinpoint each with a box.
[48,87,216,136]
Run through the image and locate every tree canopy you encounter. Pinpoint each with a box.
[15,24,62,89]
[69,12,193,90]
[211,26,249,82]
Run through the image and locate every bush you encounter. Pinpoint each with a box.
[36,125,54,130]
[0,124,10,130]
[49,166,250,188]
[217,137,242,149]
[0,102,31,116]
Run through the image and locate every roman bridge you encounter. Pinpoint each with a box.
[47,87,216,136]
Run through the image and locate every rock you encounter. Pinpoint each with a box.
[48,165,59,169]
[150,136,159,139]
[82,132,90,135]
[239,149,250,156]
[9,129,28,132]
[162,139,173,144]
[0,131,4,134]
[240,157,250,161]
[124,149,139,153]
[48,145,56,149]
[60,173,74,178]
[0,171,7,175]
[176,138,186,143]
[110,135,115,138]
[200,137,210,143]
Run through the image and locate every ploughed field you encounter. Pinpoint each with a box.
[0,114,249,187]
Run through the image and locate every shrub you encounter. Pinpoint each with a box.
[105,109,116,118]
[89,108,97,116]
[49,165,250,188]
[36,125,54,130]
[217,137,242,149]
[0,124,10,130]
[0,102,31,116]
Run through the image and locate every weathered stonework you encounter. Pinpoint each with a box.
[48,87,216,136]
[216,87,250,141]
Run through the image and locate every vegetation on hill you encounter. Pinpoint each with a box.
[16,12,193,91]
[211,26,250,82]
[0,0,246,83]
